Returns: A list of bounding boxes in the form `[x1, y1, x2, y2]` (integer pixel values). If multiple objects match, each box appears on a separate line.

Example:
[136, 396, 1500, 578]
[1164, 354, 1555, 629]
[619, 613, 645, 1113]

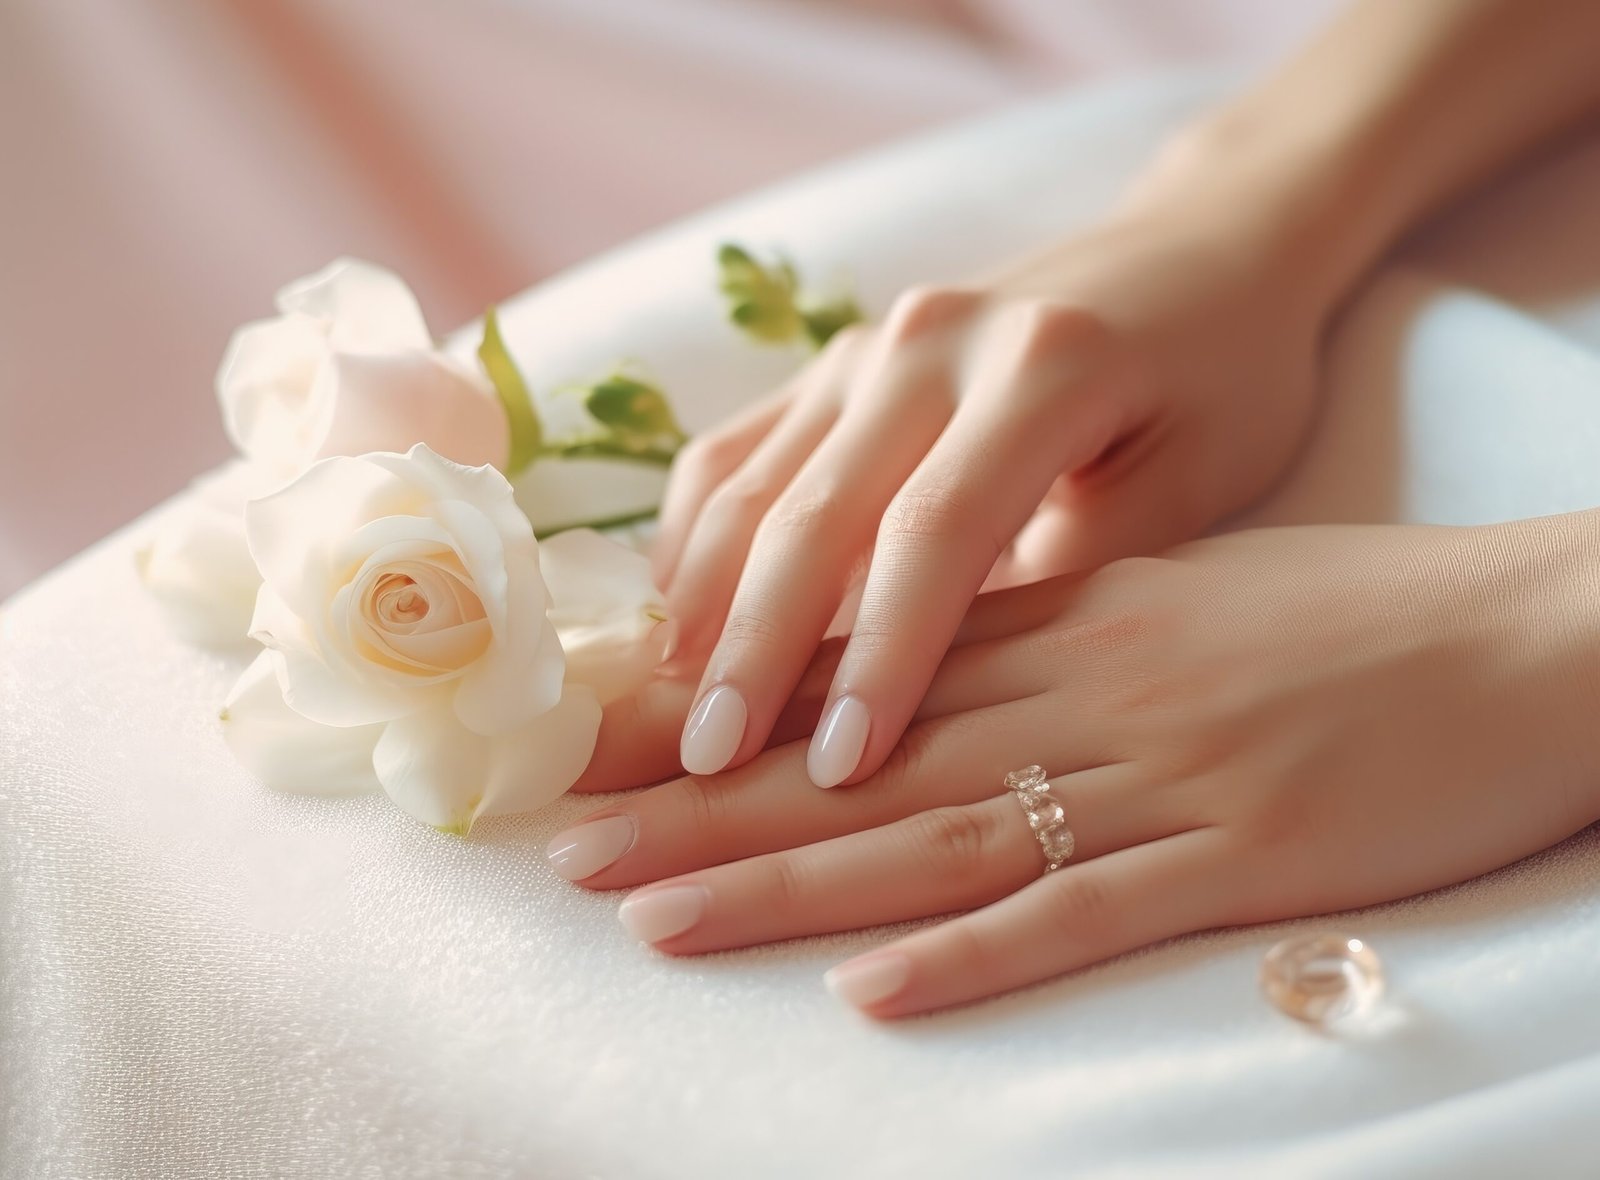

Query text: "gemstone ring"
[1003, 765, 1075, 874]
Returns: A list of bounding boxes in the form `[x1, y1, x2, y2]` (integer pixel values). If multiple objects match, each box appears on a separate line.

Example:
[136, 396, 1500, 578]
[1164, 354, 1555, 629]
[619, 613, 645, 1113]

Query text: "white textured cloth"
[5, 74, 1600, 1179]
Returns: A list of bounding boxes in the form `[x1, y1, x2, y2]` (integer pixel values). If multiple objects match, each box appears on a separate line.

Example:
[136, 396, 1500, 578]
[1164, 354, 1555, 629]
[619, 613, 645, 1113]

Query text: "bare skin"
[548, 0, 1600, 1016]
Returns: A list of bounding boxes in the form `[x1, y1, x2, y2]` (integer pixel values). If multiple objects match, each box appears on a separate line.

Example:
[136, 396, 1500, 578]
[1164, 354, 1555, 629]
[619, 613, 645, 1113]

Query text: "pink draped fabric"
[0, 0, 1338, 598]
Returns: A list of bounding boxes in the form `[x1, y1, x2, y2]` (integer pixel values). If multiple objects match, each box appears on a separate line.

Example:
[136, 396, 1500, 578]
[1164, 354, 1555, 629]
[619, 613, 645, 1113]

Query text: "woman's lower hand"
[549, 518, 1600, 1017]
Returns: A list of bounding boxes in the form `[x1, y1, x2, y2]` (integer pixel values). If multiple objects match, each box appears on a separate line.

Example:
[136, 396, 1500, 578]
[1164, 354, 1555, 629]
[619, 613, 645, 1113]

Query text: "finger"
[680, 288, 983, 778]
[810, 304, 1137, 788]
[573, 586, 1086, 797]
[664, 384, 842, 648]
[824, 826, 1234, 1018]
[615, 795, 1032, 952]
[554, 691, 1144, 889]
[652, 387, 792, 589]
[613, 766, 1190, 953]
[949, 571, 1089, 647]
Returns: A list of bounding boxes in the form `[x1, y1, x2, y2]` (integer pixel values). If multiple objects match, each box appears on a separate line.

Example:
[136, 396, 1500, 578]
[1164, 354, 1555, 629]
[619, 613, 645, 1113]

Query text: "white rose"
[134, 462, 278, 647]
[221, 443, 665, 833]
[217, 258, 508, 475]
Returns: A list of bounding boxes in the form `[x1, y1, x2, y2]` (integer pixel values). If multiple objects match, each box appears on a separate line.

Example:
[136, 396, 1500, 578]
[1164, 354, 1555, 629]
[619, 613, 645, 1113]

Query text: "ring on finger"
[1004, 764, 1076, 874]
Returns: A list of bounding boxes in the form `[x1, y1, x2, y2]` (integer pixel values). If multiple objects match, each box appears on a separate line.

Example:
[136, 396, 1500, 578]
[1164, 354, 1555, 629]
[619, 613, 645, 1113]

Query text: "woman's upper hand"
[551, 516, 1600, 1018]
[656, 192, 1334, 790]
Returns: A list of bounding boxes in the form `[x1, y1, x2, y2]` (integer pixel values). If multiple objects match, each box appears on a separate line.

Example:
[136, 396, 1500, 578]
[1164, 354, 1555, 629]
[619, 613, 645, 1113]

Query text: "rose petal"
[275, 257, 431, 353]
[312, 351, 508, 470]
[367, 456, 564, 733]
[221, 651, 383, 796]
[215, 314, 328, 469]
[478, 685, 602, 818]
[372, 704, 493, 833]
[136, 464, 267, 648]
[372, 687, 603, 833]
[244, 454, 420, 620]
[250, 584, 427, 727]
[540, 529, 668, 704]
[453, 614, 565, 736]
[369, 445, 536, 560]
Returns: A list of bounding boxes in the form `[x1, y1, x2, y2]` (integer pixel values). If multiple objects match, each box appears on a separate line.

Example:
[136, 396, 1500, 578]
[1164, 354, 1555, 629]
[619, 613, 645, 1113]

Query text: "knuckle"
[1039, 870, 1117, 941]
[1014, 299, 1109, 355]
[885, 284, 980, 343]
[703, 471, 778, 525]
[880, 486, 986, 550]
[934, 919, 993, 978]
[675, 429, 739, 475]
[666, 774, 735, 833]
[718, 609, 787, 651]
[905, 804, 1004, 878]
[755, 853, 809, 915]
[759, 490, 852, 544]
[819, 321, 872, 360]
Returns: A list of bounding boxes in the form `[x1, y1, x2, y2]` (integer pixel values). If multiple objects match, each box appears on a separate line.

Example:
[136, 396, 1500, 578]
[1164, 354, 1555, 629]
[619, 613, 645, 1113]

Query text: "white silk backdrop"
[5, 68, 1600, 1179]
[0, 0, 1342, 600]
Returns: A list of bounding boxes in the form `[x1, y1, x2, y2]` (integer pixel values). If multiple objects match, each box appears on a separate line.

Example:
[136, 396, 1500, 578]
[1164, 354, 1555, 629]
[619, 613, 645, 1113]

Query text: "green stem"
[538, 441, 679, 468]
[535, 507, 660, 539]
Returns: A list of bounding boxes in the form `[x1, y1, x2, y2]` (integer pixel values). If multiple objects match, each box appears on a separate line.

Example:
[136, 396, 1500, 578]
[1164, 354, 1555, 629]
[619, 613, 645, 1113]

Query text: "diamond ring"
[1004, 765, 1075, 874]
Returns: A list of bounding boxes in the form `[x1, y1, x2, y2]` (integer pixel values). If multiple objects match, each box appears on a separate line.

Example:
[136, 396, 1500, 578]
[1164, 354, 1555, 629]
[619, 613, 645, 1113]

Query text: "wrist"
[1489, 511, 1600, 825]
[1116, 99, 1396, 320]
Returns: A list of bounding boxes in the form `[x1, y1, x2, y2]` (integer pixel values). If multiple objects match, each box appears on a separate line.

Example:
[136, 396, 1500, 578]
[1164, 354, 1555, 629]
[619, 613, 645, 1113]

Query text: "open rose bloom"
[222, 444, 666, 834]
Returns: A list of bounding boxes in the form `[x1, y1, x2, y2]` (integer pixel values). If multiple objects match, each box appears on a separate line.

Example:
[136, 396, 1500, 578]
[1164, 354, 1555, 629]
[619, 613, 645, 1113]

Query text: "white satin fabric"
[5, 73, 1600, 1179]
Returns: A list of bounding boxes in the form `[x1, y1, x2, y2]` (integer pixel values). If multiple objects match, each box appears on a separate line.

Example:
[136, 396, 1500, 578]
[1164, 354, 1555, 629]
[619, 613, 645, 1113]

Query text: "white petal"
[250, 584, 424, 727]
[372, 705, 492, 833]
[371, 687, 601, 834]
[221, 652, 383, 796]
[275, 257, 431, 352]
[453, 611, 565, 736]
[540, 529, 668, 704]
[215, 315, 328, 469]
[540, 528, 664, 624]
[243, 454, 418, 620]
[369, 445, 535, 557]
[312, 351, 508, 470]
[136, 465, 265, 648]
[479, 685, 602, 818]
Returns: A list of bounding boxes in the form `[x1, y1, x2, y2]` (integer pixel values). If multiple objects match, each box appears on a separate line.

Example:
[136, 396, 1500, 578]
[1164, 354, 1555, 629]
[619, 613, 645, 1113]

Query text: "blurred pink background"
[0, 0, 1339, 599]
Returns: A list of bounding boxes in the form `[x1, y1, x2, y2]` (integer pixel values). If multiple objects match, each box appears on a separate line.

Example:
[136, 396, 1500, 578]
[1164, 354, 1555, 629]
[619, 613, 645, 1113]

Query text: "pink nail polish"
[544, 815, 637, 881]
[807, 695, 870, 788]
[680, 684, 747, 775]
[824, 952, 911, 1008]
[618, 883, 709, 943]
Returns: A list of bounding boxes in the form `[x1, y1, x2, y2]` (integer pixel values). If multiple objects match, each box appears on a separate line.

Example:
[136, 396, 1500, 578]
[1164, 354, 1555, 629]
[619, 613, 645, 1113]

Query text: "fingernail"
[680, 684, 747, 775]
[544, 815, 637, 882]
[618, 883, 709, 943]
[824, 951, 911, 1008]
[807, 694, 870, 788]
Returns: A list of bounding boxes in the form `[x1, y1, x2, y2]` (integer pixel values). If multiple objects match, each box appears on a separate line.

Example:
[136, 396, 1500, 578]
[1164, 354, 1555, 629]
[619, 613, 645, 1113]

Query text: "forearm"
[1124, 0, 1600, 309]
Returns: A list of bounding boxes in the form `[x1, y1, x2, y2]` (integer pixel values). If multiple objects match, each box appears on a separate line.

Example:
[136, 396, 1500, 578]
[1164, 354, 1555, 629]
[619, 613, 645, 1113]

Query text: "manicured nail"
[618, 883, 709, 943]
[807, 694, 870, 788]
[544, 815, 637, 882]
[680, 684, 747, 775]
[824, 951, 912, 1008]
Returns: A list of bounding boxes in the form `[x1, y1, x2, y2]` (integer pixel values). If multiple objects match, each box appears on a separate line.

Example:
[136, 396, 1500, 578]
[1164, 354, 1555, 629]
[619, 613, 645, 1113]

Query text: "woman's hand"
[657, 180, 1341, 790]
[548, 517, 1600, 1018]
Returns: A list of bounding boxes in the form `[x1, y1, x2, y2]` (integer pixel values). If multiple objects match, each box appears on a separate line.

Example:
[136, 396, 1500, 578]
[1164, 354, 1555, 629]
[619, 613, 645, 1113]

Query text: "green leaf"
[584, 375, 686, 452]
[717, 242, 804, 344]
[477, 306, 543, 477]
